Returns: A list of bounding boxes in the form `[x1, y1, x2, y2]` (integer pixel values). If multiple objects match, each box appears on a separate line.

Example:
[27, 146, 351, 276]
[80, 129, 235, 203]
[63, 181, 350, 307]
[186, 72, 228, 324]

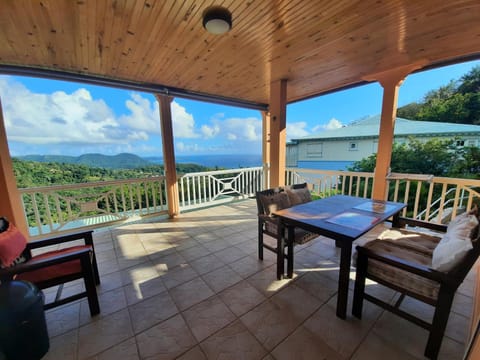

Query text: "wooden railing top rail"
[387, 173, 434, 182]
[286, 168, 374, 178]
[18, 176, 166, 193]
[180, 166, 263, 177]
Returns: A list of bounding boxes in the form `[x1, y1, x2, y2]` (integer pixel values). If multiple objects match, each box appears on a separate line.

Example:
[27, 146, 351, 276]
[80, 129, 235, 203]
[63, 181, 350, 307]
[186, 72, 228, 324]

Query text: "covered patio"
[0, 1, 479, 359]
[41, 199, 476, 359]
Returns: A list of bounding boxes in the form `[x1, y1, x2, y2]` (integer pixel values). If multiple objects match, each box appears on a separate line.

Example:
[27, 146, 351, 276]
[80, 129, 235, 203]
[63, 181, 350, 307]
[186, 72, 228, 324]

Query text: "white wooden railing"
[19, 167, 266, 238]
[178, 166, 264, 210]
[19, 166, 480, 238]
[19, 176, 169, 238]
[386, 173, 480, 223]
[286, 168, 480, 224]
[286, 168, 375, 198]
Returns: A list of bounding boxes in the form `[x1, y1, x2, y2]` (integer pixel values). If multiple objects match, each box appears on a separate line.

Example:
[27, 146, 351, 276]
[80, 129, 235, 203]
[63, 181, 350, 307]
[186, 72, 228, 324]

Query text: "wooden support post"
[0, 98, 29, 236]
[261, 110, 270, 189]
[365, 64, 424, 200]
[269, 79, 287, 187]
[155, 94, 179, 217]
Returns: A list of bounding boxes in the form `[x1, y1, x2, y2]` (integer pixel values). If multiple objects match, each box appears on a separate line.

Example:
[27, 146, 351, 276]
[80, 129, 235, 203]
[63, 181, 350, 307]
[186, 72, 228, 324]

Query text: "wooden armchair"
[0, 218, 100, 316]
[352, 215, 480, 359]
[256, 183, 318, 279]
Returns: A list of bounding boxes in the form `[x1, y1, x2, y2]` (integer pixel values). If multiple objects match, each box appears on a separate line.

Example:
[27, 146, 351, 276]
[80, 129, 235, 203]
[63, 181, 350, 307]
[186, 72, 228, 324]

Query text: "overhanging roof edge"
[0, 65, 269, 111]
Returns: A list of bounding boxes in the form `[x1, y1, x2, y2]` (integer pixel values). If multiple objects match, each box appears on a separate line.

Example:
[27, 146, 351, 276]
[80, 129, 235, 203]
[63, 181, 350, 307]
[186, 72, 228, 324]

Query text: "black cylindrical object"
[0, 281, 49, 360]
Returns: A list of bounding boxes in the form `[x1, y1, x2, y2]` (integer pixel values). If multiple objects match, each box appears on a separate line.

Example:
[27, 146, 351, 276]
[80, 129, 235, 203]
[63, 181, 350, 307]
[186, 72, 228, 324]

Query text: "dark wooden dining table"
[273, 194, 406, 319]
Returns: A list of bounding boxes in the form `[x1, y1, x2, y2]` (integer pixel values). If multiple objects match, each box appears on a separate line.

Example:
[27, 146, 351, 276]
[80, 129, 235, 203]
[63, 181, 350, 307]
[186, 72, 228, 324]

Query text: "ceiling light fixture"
[202, 6, 232, 35]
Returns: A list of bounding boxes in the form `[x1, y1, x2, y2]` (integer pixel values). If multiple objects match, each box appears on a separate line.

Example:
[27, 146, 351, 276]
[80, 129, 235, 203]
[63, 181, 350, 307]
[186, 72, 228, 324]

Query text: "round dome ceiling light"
[202, 6, 232, 35]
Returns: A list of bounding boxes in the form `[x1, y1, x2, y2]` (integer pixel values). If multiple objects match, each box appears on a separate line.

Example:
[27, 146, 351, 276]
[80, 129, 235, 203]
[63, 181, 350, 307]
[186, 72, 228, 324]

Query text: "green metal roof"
[294, 115, 480, 141]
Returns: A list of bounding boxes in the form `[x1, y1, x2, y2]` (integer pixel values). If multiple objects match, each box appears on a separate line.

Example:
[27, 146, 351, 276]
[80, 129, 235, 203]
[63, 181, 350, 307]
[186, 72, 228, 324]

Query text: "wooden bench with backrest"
[256, 183, 319, 279]
[353, 208, 480, 359]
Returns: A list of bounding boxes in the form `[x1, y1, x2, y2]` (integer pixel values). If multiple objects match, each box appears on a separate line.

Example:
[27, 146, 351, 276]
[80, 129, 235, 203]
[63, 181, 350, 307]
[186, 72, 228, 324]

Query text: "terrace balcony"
[16, 167, 480, 359]
[39, 198, 477, 360]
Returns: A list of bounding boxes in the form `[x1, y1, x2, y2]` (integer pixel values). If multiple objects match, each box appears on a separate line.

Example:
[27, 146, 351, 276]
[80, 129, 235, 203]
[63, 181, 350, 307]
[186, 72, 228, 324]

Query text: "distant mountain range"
[18, 153, 155, 169]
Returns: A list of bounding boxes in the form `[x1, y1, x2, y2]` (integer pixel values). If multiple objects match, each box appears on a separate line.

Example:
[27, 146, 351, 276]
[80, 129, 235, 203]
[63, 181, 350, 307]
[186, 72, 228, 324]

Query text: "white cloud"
[119, 93, 159, 133]
[0, 77, 147, 146]
[118, 97, 199, 138]
[312, 118, 344, 132]
[171, 101, 199, 138]
[287, 122, 309, 140]
[176, 141, 200, 153]
[0, 77, 203, 156]
[205, 117, 261, 142]
[0, 76, 263, 156]
[201, 124, 220, 138]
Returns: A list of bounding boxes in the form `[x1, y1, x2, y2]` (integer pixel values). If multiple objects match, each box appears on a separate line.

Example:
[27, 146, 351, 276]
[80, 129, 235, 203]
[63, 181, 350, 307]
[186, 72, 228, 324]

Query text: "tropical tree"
[397, 65, 480, 125]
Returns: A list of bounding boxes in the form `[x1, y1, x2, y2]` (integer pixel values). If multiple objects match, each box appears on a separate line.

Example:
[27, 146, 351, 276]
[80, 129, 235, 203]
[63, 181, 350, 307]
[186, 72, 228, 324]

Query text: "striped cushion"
[364, 237, 440, 301]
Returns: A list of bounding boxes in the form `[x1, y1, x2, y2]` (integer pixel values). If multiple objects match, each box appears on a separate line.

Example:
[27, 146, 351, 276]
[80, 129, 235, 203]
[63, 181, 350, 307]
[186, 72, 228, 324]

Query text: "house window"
[306, 143, 322, 157]
[456, 140, 465, 147]
[348, 142, 358, 151]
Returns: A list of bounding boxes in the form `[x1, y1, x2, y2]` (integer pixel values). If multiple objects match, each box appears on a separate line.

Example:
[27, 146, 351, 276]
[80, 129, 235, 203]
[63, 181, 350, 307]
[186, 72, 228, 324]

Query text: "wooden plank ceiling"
[0, 0, 478, 107]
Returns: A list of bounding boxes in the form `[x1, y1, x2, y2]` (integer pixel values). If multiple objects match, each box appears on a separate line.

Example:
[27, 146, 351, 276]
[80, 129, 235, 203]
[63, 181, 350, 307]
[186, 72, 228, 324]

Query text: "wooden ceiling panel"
[0, 0, 478, 107]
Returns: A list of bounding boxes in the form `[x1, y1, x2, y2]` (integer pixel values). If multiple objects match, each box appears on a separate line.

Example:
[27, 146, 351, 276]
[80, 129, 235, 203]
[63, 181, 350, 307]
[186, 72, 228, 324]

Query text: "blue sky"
[1, 59, 478, 157]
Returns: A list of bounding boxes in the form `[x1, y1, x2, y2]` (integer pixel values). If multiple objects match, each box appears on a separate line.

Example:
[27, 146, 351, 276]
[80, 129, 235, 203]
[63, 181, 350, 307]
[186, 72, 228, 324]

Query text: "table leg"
[276, 222, 285, 280]
[287, 226, 295, 278]
[336, 241, 352, 319]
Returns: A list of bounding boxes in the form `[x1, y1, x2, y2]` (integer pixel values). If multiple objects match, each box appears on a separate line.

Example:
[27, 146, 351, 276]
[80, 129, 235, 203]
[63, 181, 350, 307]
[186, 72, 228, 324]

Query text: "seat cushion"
[0, 221, 27, 268]
[363, 238, 440, 301]
[293, 227, 318, 244]
[285, 187, 312, 206]
[259, 192, 291, 216]
[16, 245, 91, 284]
[378, 228, 441, 256]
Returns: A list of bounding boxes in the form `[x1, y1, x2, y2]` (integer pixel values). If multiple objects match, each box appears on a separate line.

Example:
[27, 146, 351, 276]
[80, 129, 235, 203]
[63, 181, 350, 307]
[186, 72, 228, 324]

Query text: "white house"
[286, 115, 480, 170]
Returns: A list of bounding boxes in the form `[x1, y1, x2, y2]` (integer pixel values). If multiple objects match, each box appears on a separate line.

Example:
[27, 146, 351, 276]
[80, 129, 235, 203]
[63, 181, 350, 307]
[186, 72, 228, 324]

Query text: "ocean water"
[146, 154, 262, 169]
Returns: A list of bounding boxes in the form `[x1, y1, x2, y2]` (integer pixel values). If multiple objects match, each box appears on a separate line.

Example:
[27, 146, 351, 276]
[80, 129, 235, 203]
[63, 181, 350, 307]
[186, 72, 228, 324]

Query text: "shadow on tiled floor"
[42, 199, 475, 359]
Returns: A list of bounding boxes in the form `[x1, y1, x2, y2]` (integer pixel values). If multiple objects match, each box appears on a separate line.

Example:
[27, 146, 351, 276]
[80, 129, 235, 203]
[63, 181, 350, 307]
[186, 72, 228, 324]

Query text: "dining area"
[256, 185, 480, 359]
[36, 196, 476, 360]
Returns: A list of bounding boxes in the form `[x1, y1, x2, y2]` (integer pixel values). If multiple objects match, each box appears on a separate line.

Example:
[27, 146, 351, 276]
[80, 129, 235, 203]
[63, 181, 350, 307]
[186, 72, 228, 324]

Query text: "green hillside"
[12, 158, 211, 188]
[19, 152, 153, 169]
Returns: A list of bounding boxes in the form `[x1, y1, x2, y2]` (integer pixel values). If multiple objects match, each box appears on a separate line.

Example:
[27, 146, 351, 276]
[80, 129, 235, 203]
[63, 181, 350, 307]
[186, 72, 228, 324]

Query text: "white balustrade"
[287, 167, 480, 224]
[178, 167, 265, 210]
[19, 176, 168, 238]
[19, 166, 480, 238]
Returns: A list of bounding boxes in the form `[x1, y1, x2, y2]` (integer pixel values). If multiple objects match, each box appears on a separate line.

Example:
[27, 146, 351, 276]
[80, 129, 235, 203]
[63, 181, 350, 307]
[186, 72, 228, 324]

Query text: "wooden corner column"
[155, 94, 179, 217]
[0, 98, 28, 235]
[269, 79, 287, 187]
[367, 64, 423, 200]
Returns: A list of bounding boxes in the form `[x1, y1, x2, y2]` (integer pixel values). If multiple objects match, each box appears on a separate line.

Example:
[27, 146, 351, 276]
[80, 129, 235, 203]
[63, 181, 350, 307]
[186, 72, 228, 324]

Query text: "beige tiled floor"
[41, 199, 476, 359]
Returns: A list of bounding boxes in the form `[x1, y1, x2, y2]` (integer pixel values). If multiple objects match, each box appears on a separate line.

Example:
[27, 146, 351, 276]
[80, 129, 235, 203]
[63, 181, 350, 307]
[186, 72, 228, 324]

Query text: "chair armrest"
[258, 214, 278, 224]
[0, 247, 92, 278]
[26, 230, 94, 250]
[396, 217, 448, 233]
[356, 245, 448, 282]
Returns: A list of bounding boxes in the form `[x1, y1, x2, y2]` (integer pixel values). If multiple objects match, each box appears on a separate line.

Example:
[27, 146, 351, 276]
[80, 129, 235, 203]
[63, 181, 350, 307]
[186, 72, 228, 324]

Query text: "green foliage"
[347, 138, 480, 218]
[348, 138, 466, 177]
[12, 158, 213, 188]
[397, 66, 480, 124]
